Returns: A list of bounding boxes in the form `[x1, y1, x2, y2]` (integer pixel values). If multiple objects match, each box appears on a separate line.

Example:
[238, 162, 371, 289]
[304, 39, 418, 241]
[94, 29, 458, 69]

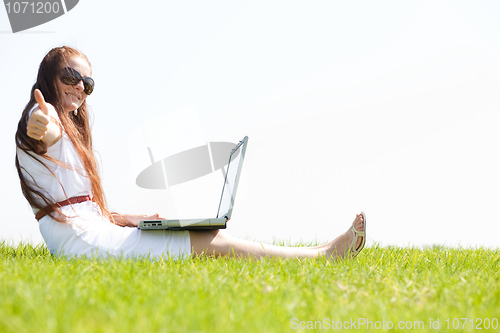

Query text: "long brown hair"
[15, 46, 111, 223]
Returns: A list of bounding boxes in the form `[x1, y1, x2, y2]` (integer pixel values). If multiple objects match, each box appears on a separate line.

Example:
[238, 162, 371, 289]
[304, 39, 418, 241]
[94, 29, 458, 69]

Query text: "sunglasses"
[59, 67, 95, 95]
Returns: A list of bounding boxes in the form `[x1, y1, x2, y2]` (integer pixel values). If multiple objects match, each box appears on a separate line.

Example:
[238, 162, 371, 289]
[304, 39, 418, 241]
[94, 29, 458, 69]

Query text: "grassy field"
[0, 242, 499, 333]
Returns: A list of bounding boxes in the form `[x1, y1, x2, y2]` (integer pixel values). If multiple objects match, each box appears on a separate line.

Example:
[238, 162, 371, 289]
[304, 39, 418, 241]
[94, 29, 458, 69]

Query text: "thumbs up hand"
[27, 89, 61, 145]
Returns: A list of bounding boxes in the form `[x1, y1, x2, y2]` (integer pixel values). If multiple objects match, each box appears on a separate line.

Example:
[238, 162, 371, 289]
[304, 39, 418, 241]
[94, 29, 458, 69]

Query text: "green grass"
[0, 242, 499, 333]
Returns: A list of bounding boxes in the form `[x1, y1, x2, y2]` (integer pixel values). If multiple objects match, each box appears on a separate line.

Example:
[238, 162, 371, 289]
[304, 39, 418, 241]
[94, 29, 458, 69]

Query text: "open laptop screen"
[216, 136, 248, 220]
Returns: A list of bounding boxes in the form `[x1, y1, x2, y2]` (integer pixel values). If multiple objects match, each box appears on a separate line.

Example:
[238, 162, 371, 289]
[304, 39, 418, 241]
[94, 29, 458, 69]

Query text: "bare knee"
[190, 229, 219, 242]
[189, 229, 231, 256]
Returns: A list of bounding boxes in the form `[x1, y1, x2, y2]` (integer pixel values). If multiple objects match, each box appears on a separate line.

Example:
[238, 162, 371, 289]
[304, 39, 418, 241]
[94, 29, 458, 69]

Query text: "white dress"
[17, 106, 191, 259]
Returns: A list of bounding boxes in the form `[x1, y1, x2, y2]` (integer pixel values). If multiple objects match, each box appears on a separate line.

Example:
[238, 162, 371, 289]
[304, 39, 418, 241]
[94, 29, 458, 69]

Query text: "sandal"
[348, 211, 366, 258]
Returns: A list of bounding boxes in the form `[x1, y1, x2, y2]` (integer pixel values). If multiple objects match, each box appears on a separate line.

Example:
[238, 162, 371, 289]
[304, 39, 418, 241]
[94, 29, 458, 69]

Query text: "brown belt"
[35, 195, 92, 221]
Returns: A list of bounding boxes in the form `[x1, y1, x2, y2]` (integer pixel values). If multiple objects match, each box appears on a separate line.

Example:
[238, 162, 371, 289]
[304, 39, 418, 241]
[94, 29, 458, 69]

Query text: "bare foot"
[323, 213, 365, 260]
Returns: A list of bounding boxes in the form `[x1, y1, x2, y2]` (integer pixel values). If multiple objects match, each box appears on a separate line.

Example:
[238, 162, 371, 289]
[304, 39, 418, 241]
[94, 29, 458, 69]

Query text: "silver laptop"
[139, 136, 248, 230]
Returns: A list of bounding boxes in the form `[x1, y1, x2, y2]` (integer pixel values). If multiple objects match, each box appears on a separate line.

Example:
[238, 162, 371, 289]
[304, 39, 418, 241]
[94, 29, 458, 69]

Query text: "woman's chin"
[63, 103, 80, 114]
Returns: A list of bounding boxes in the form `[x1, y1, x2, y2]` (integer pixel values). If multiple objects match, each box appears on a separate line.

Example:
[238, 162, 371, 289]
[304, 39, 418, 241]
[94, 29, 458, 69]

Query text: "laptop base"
[139, 218, 227, 230]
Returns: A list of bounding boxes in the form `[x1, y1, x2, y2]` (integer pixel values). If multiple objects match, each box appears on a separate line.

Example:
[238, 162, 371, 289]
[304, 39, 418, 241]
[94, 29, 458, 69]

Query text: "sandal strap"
[349, 224, 366, 257]
[350, 225, 365, 237]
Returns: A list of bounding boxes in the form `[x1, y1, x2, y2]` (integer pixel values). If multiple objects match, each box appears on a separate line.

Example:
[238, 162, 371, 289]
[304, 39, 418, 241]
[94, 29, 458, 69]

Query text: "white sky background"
[1, 1, 499, 248]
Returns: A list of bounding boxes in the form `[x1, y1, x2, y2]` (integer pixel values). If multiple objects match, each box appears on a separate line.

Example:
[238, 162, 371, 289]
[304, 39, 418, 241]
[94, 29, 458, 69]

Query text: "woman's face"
[55, 56, 92, 113]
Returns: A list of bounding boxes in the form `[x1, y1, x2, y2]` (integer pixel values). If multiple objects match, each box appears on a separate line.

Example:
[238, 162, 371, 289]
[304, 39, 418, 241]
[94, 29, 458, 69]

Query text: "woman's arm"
[111, 213, 163, 228]
[26, 89, 61, 147]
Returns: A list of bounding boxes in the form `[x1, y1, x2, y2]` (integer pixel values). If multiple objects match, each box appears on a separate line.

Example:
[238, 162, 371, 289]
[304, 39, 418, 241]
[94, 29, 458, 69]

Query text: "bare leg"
[189, 213, 365, 260]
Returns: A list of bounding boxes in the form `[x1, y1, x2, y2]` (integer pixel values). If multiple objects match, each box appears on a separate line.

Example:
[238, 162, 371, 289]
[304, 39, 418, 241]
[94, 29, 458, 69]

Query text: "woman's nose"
[74, 79, 85, 91]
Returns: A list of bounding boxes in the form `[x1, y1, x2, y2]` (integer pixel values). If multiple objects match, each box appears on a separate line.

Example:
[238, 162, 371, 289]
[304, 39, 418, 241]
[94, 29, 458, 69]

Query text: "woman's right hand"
[27, 89, 61, 145]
